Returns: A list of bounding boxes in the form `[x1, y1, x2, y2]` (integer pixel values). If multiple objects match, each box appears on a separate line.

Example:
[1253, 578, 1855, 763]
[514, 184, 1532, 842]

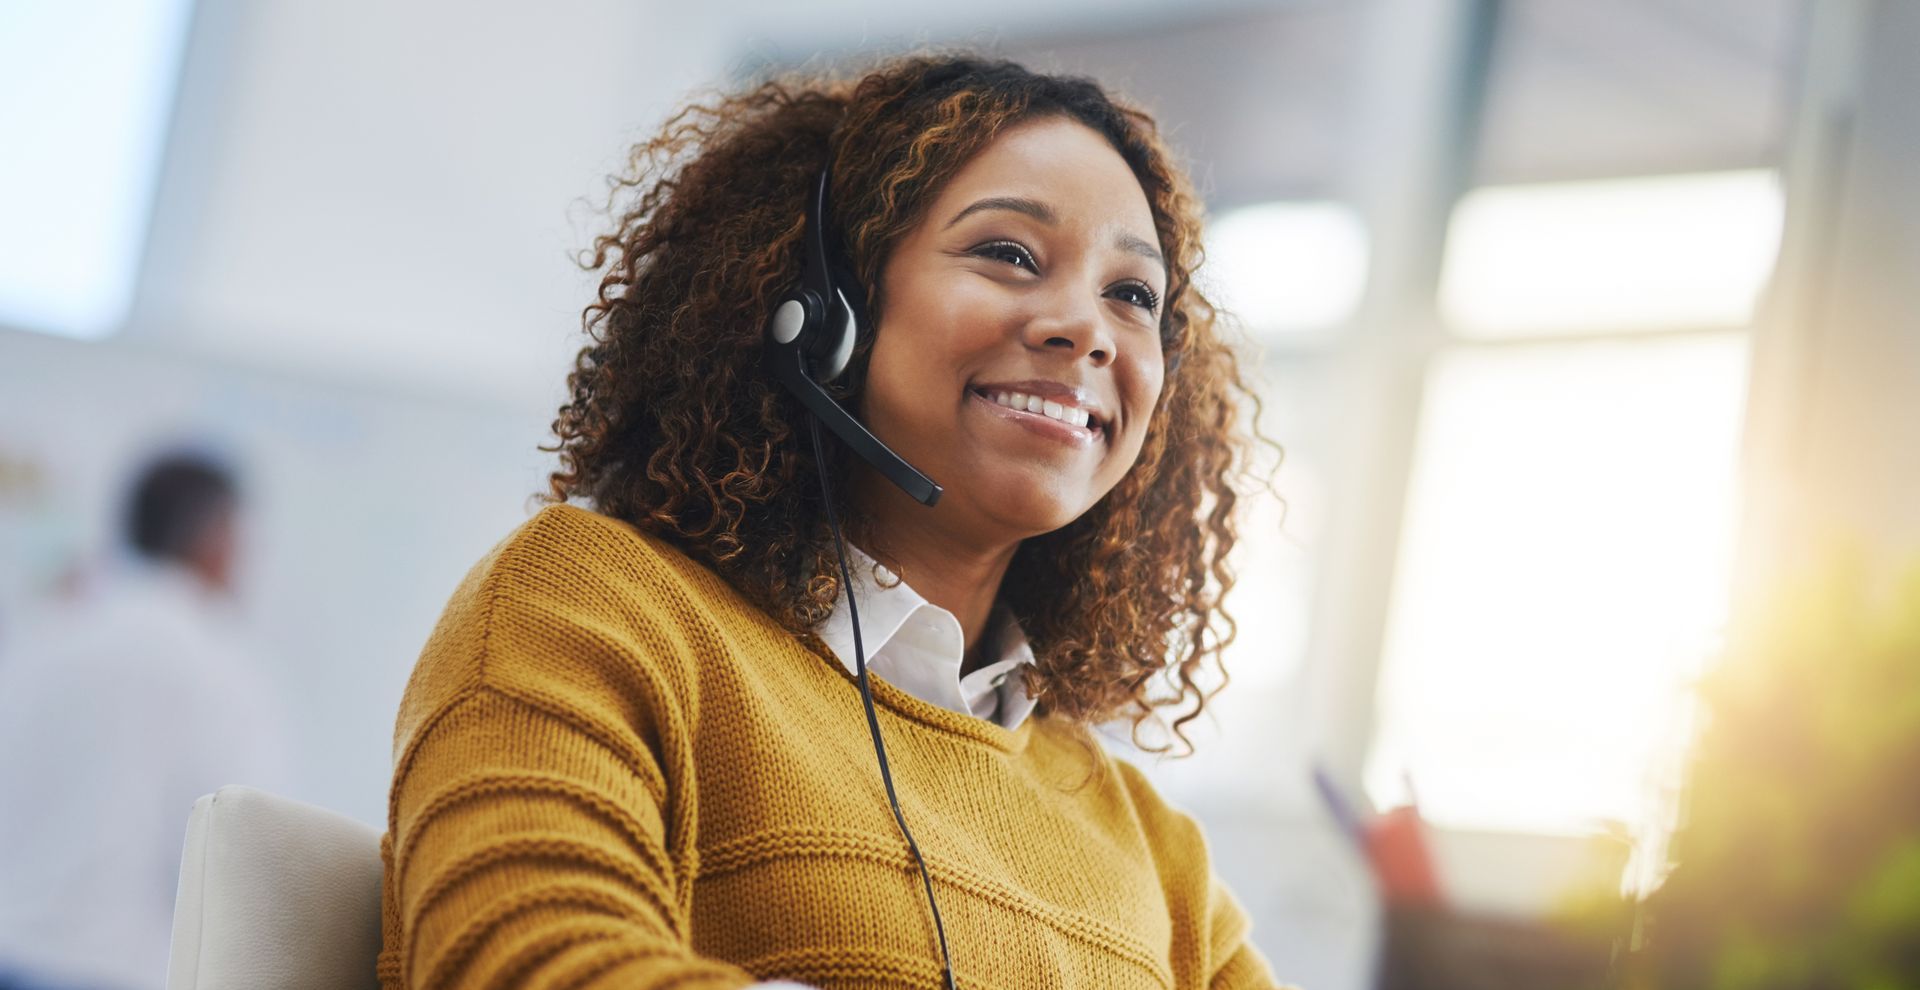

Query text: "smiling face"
[855, 115, 1168, 547]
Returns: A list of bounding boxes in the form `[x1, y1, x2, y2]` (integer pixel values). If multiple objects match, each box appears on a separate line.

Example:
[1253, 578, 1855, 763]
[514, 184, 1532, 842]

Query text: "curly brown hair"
[544, 51, 1266, 749]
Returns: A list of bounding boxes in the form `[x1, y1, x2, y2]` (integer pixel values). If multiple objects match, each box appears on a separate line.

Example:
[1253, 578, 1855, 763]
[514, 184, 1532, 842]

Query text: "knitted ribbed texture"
[379, 504, 1282, 990]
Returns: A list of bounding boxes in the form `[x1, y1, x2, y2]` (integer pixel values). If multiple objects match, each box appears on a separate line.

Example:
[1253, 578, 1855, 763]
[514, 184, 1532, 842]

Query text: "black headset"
[763, 166, 959, 990]
[763, 168, 942, 507]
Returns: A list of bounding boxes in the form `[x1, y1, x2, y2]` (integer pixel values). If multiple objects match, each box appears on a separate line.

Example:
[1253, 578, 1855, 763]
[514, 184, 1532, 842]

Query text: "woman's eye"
[1111, 281, 1160, 313]
[974, 240, 1037, 271]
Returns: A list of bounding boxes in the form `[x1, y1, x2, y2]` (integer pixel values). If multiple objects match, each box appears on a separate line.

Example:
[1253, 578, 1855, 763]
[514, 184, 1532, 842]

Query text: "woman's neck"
[851, 484, 1019, 675]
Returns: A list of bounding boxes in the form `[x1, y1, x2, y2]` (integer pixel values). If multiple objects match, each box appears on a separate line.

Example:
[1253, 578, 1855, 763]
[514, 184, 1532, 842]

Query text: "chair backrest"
[167, 786, 383, 990]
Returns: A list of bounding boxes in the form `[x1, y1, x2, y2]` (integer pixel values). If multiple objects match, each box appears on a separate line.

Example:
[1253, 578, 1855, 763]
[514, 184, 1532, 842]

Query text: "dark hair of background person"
[543, 51, 1277, 750]
[124, 453, 238, 565]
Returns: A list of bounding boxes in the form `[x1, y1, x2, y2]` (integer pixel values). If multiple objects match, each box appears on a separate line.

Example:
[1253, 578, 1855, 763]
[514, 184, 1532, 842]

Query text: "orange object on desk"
[1365, 805, 1445, 907]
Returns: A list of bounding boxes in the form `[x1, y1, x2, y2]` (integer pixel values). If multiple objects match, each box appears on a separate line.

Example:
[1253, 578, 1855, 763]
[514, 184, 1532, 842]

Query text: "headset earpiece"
[765, 171, 856, 383]
[767, 284, 855, 384]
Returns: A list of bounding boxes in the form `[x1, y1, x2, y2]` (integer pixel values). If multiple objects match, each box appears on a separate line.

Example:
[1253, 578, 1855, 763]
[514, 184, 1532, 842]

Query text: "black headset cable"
[809, 415, 959, 990]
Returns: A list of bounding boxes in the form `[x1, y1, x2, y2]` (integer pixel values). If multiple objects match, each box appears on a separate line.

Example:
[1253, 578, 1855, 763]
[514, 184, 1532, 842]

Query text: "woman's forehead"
[930, 117, 1158, 245]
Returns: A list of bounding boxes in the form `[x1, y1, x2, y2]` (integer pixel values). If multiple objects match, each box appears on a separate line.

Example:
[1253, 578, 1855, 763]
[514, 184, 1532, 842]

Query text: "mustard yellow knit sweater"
[378, 504, 1280, 990]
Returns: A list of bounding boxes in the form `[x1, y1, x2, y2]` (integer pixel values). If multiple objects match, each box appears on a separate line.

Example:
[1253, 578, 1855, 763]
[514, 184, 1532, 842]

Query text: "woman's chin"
[963, 475, 1101, 539]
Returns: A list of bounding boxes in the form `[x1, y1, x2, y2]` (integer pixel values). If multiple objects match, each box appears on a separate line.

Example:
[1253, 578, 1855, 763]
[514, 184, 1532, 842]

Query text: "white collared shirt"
[814, 547, 1038, 730]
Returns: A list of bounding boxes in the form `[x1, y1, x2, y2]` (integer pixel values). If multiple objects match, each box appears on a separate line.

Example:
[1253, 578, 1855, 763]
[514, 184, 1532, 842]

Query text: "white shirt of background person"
[0, 457, 293, 990]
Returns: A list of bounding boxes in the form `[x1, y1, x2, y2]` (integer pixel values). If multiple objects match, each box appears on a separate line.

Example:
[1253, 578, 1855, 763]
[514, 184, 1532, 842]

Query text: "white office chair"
[166, 786, 384, 990]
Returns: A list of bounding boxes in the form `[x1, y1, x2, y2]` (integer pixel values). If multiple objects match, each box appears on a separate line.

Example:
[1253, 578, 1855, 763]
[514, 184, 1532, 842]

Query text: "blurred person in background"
[0, 451, 291, 990]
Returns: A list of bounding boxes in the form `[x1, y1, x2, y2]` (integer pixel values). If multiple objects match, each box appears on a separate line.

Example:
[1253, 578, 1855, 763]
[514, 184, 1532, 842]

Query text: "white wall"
[129, 0, 740, 407]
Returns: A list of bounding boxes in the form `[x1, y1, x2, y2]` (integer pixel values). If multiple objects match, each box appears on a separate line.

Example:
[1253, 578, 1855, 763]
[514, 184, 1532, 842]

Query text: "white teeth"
[982, 389, 1097, 430]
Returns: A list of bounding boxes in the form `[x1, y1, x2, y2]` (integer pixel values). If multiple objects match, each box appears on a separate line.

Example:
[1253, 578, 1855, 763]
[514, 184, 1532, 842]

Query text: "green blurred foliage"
[1642, 560, 1920, 989]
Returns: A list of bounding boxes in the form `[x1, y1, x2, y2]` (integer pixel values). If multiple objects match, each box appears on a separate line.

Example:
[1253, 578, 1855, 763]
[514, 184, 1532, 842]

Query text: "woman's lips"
[968, 388, 1102, 449]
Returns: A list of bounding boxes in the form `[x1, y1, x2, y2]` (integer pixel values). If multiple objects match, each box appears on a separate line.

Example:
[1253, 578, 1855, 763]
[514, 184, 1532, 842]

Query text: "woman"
[379, 53, 1280, 989]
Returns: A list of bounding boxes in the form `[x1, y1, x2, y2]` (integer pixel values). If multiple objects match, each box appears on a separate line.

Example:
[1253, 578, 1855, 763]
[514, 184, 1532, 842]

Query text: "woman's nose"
[1021, 289, 1116, 367]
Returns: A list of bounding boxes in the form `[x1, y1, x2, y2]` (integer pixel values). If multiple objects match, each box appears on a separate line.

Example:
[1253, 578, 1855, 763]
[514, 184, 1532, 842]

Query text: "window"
[1205, 201, 1370, 341]
[1440, 171, 1783, 337]
[1366, 166, 1782, 838]
[1367, 330, 1749, 833]
[1356, 0, 1804, 850]
[0, 0, 196, 340]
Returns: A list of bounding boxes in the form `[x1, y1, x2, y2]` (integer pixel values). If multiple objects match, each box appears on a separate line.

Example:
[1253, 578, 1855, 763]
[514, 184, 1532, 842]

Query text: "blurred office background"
[5, 0, 1919, 987]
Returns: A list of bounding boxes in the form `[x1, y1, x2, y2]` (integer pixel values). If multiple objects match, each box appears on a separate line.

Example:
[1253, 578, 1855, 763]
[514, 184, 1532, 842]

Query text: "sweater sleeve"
[382, 513, 778, 990]
[1203, 873, 1286, 990]
[1110, 758, 1287, 990]
[387, 684, 756, 990]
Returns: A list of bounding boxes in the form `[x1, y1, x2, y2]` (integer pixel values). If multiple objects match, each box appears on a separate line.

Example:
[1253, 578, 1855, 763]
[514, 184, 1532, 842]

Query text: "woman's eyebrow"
[945, 196, 1057, 229]
[947, 196, 1166, 271]
[1116, 231, 1167, 272]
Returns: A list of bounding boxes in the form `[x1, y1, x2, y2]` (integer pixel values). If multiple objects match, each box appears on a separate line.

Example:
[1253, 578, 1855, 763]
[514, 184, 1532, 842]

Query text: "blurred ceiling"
[115, 0, 1804, 411]
[1475, 0, 1804, 183]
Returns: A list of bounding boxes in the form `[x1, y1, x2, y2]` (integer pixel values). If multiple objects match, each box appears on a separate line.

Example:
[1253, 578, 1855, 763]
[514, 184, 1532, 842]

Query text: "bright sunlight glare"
[1439, 170, 1784, 338]
[1365, 333, 1750, 837]
[1202, 201, 1369, 340]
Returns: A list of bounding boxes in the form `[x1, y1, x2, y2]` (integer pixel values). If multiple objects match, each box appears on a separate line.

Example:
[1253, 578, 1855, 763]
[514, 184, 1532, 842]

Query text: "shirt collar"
[814, 545, 1038, 729]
